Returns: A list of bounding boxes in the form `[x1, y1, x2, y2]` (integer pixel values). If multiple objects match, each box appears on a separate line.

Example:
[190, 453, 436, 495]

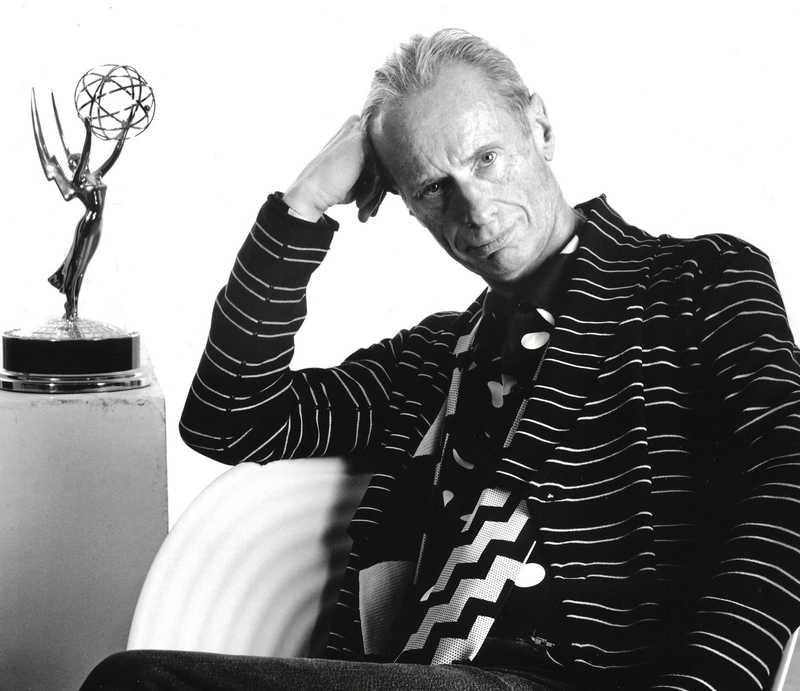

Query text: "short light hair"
[361, 28, 532, 135]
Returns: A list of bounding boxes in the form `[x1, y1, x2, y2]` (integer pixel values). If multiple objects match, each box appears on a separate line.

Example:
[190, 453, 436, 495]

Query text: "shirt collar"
[482, 212, 586, 320]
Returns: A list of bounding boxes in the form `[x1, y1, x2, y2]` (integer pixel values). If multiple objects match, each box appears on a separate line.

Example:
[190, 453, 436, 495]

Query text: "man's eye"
[422, 182, 443, 198]
[480, 151, 497, 166]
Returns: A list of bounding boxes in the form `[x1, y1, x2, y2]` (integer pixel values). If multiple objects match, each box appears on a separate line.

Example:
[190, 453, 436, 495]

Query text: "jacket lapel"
[348, 298, 484, 552]
[493, 196, 655, 496]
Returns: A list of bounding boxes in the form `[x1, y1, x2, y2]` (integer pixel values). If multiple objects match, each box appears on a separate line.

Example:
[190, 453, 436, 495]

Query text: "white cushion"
[127, 458, 370, 658]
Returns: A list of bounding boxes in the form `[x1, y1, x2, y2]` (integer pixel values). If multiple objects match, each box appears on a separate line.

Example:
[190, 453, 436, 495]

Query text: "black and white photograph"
[1, 1, 799, 689]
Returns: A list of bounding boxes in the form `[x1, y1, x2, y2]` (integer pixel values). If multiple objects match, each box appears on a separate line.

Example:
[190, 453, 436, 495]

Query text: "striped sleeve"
[179, 193, 406, 465]
[652, 237, 800, 690]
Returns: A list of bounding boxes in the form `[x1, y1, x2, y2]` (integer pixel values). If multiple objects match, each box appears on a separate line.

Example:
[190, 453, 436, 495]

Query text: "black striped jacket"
[181, 193, 800, 690]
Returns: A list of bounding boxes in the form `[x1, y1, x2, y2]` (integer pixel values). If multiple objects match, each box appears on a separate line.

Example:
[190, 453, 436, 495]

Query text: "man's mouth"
[466, 227, 514, 258]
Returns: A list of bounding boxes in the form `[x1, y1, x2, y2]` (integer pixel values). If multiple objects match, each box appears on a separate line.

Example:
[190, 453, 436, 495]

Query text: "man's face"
[371, 62, 568, 290]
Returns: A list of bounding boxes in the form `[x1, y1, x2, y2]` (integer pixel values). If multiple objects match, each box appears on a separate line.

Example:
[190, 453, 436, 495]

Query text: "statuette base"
[1, 317, 147, 393]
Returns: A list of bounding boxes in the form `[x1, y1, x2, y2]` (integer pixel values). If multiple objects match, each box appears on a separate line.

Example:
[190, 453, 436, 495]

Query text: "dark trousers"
[79, 650, 577, 690]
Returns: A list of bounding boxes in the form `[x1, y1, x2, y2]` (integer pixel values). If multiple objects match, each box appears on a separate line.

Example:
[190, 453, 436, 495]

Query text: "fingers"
[354, 125, 389, 222]
[356, 189, 385, 223]
[353, 162, 386, 223]
[356, 182, 386, 223]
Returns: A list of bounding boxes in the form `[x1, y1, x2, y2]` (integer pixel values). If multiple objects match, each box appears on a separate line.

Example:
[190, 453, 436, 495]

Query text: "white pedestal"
[0, 364, 167, 690]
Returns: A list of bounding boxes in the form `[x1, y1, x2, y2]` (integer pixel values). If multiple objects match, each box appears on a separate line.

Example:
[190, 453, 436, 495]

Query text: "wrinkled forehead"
[370, 65, 521, 192]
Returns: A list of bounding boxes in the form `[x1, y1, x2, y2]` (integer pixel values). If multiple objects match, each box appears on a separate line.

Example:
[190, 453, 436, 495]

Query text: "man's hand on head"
[283, 115, 387, 224]
[353, 134, 390, 223]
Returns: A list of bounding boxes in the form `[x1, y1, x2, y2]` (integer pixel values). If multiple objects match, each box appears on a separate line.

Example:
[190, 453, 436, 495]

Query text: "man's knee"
[80, 650, 165, 690]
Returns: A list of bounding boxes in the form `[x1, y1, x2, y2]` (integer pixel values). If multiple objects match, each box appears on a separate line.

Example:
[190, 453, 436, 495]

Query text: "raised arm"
[94, 116, 131, 178]
[180, 117, 400, 465]
[71, 118, 92, 186]
[651, 237, 800, 690]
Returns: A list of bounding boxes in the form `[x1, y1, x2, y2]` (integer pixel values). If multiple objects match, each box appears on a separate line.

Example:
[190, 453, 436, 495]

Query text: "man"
[82, 28, 800, 690]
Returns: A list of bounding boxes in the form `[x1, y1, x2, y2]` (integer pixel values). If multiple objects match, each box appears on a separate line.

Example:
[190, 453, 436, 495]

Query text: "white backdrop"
[1, 0, 798, 526]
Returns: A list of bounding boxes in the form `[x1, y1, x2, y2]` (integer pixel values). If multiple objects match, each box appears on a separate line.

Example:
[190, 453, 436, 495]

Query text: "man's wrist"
[283, 185, 327, 223]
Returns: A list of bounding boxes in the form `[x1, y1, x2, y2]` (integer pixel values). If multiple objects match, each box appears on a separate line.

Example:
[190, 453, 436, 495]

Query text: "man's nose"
[452, 179, 495, 229]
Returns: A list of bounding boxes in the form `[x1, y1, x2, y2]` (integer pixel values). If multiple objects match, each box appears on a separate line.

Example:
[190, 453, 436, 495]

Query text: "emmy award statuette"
[0, 68, 167, 691]
[1, 65, 155, 393]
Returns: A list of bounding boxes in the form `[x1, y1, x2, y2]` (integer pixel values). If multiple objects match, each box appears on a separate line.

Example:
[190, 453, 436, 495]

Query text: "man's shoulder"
[650, 230, 772, 284]
[387, 291, 484, 361]
[413, 309, 464, 333]
[583, 196, 767, 257]
[580, 196, 774, 293]
[406, 304, 479, 345]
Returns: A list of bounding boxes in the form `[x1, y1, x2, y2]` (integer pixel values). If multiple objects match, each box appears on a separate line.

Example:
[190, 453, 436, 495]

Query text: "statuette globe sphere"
[74, 64, 155, 141]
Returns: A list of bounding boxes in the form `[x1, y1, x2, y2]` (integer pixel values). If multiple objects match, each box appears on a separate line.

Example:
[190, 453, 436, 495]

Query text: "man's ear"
[526, 93, 555, 162]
